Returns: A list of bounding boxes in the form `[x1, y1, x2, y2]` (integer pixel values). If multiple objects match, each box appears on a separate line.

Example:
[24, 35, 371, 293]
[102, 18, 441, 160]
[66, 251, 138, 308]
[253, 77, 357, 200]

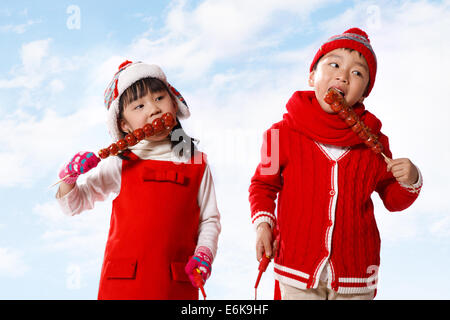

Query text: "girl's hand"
[256, 222, 278, 261]
[185, 246, 213, 287]
[59, 151, 101, 185]
[386, 157, 419, 185]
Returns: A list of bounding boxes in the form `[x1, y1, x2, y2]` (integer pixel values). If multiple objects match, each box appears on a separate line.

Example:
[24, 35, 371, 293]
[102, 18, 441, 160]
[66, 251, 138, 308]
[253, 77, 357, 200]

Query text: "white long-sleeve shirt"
[56, 139, 221, 258]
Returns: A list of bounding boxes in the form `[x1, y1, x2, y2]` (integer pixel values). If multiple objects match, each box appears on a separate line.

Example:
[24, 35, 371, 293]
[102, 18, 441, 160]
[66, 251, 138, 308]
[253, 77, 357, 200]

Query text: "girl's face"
[120, 90, 178, 142]
[309, 48, 370, 113]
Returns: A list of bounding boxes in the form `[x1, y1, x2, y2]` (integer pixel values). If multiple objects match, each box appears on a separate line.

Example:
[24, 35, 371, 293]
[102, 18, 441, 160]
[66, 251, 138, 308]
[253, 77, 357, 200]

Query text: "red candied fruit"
[162, 112, 176, 129]
[364, 134, 378, 148]
[152, 118, 164, 134]
[109, 143, 119, 156]
[143, 123, 154, 137]
[337, 108, 349, 120]
[133, 128, 145, 141]
[98, 148, 110, 159]
[125, 133, 137, 146]
[324, 88, 343, 105]
[344, 115, 357, 126]
[358, 128, 369, 140]
[371, 142, 383, 154]
[330, 102, 343, 112]
[351, 121, 363, 133]
[117, 139, 128, 150]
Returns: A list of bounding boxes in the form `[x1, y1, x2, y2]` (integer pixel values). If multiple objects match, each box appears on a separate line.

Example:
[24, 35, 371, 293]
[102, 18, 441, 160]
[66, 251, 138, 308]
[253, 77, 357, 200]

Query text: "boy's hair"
[311, 48, 370, 96]
[117, 77, 197, 159]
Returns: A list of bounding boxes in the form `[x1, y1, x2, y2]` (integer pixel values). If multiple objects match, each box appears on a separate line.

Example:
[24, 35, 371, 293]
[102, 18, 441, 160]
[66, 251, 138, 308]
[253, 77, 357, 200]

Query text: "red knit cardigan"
[249, 119, 420, 295]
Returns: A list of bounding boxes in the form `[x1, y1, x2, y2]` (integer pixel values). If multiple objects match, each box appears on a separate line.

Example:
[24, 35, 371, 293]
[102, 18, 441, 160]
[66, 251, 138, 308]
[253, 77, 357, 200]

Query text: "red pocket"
[170, 262, 190, 282]
[105, 258, 137, 279]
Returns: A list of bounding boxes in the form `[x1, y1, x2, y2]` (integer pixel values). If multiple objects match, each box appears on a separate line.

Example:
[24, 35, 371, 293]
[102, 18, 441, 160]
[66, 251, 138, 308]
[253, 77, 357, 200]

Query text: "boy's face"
[309, 48, 370, 113]
[120, 90, 178, 141]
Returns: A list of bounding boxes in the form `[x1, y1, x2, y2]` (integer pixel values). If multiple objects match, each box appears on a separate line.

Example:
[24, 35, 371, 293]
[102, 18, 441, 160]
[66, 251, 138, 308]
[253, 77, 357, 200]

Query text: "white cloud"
[0, 38, 86, 93]
[0, 248, 29, 277]
[32, 199, 111, 257]
[22, 38, 51, 76]
[126, 0, 336, 81]
[0, 96, 108, 187]
[0, 19, 42, 34]
[1, 38, 50, 89]
[430, 216, 450, 238]
[49, 78, 65, 94]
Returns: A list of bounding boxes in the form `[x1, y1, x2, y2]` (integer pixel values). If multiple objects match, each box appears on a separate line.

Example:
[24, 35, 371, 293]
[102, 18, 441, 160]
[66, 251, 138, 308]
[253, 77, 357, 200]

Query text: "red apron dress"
[97, 151, 206, 300]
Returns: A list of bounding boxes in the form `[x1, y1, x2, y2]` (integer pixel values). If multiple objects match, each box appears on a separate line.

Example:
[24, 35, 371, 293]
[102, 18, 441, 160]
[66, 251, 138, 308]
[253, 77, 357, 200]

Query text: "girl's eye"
[135, 104, 144, 110]
[155, 95, 164, 102]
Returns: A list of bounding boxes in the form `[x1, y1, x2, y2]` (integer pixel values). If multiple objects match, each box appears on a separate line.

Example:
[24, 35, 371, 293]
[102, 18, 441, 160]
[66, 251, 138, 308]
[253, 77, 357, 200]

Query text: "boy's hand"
[256, 222, 278, 261]
[385, 158, 419, 185]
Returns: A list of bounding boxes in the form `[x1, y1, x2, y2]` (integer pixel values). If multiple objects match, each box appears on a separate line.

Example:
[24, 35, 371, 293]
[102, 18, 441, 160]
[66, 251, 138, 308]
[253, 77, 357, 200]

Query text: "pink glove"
[185, 246, 213, 288]
[59, 152, 101, 184]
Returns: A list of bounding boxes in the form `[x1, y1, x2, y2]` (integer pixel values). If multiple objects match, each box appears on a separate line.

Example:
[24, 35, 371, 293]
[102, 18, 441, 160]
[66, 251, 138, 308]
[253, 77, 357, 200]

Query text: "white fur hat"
[104, 60, 190, 141]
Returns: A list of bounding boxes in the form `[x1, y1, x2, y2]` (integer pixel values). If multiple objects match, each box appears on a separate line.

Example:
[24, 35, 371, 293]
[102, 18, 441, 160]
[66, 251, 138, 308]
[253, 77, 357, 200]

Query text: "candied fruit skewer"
[324, 88, 389, 161]
[97, 112, 176, 160]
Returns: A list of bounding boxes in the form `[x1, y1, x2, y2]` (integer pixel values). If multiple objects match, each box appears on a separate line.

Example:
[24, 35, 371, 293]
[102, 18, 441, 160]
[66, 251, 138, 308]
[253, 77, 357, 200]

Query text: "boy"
[249, 28, 422, 300]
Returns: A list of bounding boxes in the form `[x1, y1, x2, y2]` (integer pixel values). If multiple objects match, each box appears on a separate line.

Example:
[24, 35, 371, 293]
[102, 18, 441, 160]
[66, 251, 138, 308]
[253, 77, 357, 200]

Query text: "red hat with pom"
[310, 27, 377, 96]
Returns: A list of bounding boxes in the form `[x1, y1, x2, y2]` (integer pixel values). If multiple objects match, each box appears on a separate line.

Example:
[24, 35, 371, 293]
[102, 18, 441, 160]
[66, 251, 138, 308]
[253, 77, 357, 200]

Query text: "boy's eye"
[352, 70, 363, 77]
[329, 62, 339, 68]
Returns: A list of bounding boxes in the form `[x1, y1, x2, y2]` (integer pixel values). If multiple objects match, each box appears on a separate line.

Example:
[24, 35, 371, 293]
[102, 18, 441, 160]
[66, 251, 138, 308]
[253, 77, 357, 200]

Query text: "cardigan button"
[329, 190, 336, 196]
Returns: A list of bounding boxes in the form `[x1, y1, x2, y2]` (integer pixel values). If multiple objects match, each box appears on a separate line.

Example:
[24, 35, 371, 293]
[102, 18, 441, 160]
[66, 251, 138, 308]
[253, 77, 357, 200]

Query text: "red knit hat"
[310, 28, 377, 96]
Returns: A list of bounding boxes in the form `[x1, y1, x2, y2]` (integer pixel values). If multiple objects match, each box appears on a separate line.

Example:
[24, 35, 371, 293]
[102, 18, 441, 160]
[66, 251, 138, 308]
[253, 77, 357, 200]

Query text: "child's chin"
[145, 133, 170, 142]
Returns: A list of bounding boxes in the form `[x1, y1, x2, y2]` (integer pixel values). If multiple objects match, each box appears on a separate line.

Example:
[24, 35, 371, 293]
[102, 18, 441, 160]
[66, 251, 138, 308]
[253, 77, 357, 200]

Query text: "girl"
[56, 60, 221, 300]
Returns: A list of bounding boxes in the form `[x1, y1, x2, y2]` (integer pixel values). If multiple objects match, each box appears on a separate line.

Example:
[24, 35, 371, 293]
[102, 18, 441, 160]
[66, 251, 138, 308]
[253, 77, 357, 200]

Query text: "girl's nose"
[147, 106, 162, 119]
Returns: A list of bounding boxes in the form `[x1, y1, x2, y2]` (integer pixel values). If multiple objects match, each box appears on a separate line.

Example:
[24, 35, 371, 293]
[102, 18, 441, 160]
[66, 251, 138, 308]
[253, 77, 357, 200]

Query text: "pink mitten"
[59, 152, 101, 184]
[185, 246, 213, 288]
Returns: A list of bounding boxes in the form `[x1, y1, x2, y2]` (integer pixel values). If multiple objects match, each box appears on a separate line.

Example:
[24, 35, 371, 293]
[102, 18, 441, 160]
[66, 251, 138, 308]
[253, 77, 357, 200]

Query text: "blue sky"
[1, 0, 449, 299]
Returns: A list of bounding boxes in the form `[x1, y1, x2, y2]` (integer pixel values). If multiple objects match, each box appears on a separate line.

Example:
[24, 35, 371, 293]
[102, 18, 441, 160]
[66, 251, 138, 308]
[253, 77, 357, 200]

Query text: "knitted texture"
[185, 246, 213, 287]
[59, 151, 100, 184]
[249, 121, 420, 294]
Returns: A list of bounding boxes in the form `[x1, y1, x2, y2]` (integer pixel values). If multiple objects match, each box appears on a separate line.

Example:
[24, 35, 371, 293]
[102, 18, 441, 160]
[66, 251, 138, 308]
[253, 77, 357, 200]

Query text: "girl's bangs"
[120, 77, 169, 107]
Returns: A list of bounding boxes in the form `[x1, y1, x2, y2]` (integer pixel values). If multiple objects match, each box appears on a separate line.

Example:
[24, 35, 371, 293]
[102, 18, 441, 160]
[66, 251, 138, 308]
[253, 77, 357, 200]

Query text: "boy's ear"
[308, 71, 315, 87]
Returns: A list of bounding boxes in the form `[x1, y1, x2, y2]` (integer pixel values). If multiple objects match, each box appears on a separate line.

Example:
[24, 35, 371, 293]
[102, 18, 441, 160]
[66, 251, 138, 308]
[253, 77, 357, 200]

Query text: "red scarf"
[283, 91, 382, 147]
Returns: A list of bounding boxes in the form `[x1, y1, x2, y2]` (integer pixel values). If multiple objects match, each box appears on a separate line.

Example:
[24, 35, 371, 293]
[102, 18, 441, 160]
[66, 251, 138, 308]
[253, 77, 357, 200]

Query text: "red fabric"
[249, 93, 420, 295]
[274, 280, 281, 300]
[283, 91, 381, 147]
[97, 151, 206, 300]
[118, 60, 133, 70]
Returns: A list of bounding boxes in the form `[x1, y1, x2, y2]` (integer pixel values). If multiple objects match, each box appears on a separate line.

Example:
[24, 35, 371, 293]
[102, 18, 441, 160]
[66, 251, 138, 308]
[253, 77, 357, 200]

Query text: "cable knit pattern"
[249, 121, 420, 294]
